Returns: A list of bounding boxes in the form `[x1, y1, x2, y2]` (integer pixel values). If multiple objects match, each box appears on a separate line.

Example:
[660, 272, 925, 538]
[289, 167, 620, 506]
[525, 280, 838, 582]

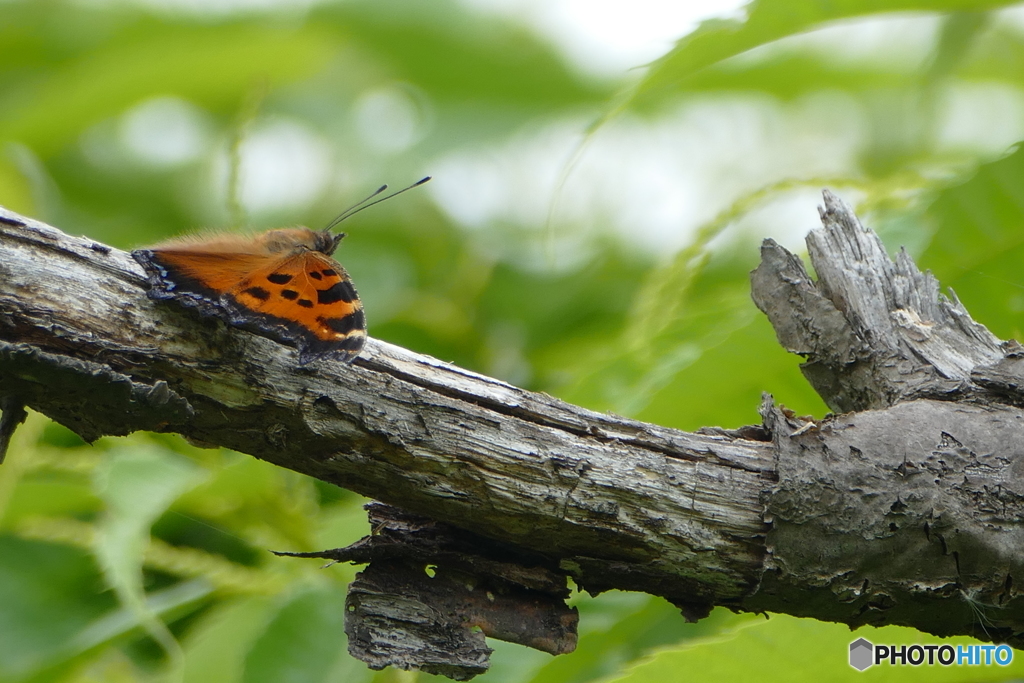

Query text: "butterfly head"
[315, 229, 346, 256]
[256, 227, 345, 256]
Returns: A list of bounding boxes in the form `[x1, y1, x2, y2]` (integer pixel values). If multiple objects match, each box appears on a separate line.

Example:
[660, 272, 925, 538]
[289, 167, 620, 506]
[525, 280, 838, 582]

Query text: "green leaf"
[318, 0, 609, 109]
[4, 479, 102, 527]
[63, 579, 214, 666]
[601, 613, 1024, 682]
[960, 21, 1024, 87]
[0, 537, 115, 681]
[92, 445, 204, 667]
[659, 54, 915, 101]
[918, 144, 1024, 340]
[529, 602, 750, 683]
[631, 0, 1023, 109]
[242, 586, 363, 683]
[0, 21, 339, 157]
[0, 537, 212, 683]
[182, 597, 276, 683]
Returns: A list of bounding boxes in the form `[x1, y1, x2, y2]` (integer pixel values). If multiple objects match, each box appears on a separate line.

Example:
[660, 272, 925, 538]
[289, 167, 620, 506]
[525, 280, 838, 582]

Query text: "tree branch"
[751, 192, 1008, 412]
[1, 192, 1023, 676]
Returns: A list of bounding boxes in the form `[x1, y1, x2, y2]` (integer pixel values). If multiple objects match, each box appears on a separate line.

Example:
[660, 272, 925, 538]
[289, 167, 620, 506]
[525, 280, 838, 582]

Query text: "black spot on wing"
[243, 286, 270, 301]
[309, 271, 323, 280]
[267, 272, 293, 285]
[281, 290, 299, 300]
[317, 281, 357, 305]
[298, 299, 314, 308]
[322, 268, 338, 277]
[318, 310, 365, 335]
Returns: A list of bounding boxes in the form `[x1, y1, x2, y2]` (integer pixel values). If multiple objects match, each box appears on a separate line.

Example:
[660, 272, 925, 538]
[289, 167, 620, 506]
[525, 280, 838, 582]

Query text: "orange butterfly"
[133, 178, 429, 364]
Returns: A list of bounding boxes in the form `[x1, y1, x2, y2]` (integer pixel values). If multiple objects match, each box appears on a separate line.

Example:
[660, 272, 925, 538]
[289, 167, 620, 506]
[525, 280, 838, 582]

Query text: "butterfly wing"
[133, 246, 366, 363]
[226, 251, 366, 363]
[134, 248, 272, 299]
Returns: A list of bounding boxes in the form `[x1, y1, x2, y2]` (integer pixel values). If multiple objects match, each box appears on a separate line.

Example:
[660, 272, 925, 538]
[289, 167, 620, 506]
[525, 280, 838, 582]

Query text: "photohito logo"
[849, 638, 1013, 671]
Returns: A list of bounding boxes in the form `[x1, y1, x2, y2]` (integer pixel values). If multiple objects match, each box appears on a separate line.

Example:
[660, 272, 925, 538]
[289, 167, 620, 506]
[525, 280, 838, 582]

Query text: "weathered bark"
[750, 196, 1006, 413]
[1, 192, 1023, 677]
[0, 208, 772, 676]
[748, 192, 1024, 644]
[277, 503, 577, 680]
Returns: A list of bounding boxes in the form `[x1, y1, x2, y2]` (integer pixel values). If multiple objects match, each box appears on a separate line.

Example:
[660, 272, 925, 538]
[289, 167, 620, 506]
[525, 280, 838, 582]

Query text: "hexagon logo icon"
[850, 638, 874, 671]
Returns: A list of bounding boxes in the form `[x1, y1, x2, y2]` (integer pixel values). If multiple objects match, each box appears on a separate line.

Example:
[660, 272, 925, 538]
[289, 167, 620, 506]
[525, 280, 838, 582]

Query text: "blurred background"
[4, 0, 1024, 681]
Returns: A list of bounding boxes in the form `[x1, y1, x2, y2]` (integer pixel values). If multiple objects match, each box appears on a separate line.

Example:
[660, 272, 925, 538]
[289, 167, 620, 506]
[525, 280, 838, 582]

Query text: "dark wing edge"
[132, 250, 365, 364]
[296, 331, 365, 365]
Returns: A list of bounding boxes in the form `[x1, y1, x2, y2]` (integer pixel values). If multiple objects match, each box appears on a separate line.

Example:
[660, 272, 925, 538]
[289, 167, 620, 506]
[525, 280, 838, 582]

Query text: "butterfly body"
[133, 227, 366, 364]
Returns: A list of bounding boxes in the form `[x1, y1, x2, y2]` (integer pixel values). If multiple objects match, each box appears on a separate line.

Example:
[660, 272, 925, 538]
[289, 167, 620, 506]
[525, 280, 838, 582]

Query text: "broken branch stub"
[751, 190, 1005, 413]
[748, 190, 1024, 645]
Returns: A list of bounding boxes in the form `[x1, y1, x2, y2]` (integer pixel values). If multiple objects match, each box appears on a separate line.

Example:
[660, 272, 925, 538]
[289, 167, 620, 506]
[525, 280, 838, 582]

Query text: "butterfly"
[133, 178, 430, 365]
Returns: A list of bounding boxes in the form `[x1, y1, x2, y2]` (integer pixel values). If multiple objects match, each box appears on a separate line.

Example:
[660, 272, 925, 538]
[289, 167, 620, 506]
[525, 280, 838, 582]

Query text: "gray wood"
[751, 190, 1006, 412]
[1, 190, 1023, 673]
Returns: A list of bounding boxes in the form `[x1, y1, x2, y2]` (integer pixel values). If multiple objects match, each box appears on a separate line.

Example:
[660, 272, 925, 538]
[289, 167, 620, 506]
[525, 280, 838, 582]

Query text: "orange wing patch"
[133, 244, 366, 364]
[229, 252, 366, 363]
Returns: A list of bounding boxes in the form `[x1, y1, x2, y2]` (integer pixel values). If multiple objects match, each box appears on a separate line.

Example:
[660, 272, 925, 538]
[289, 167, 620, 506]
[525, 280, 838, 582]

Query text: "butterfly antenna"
[322, 184, 388, 232]
[322, 176, 431, 233]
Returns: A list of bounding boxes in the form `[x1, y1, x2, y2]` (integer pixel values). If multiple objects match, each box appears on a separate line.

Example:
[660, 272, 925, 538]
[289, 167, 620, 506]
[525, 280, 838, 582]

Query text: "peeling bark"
[2, 192, 1024, 677]
[277, 503, 577, 678]
[747, 191, 1024, 644]
[752, 396, 1024, 642]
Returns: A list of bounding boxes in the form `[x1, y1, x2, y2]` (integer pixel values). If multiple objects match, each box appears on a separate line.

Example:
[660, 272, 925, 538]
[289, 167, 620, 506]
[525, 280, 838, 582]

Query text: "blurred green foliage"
[2, 0, 1024, 681]
[605, 614, 1024, 682]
